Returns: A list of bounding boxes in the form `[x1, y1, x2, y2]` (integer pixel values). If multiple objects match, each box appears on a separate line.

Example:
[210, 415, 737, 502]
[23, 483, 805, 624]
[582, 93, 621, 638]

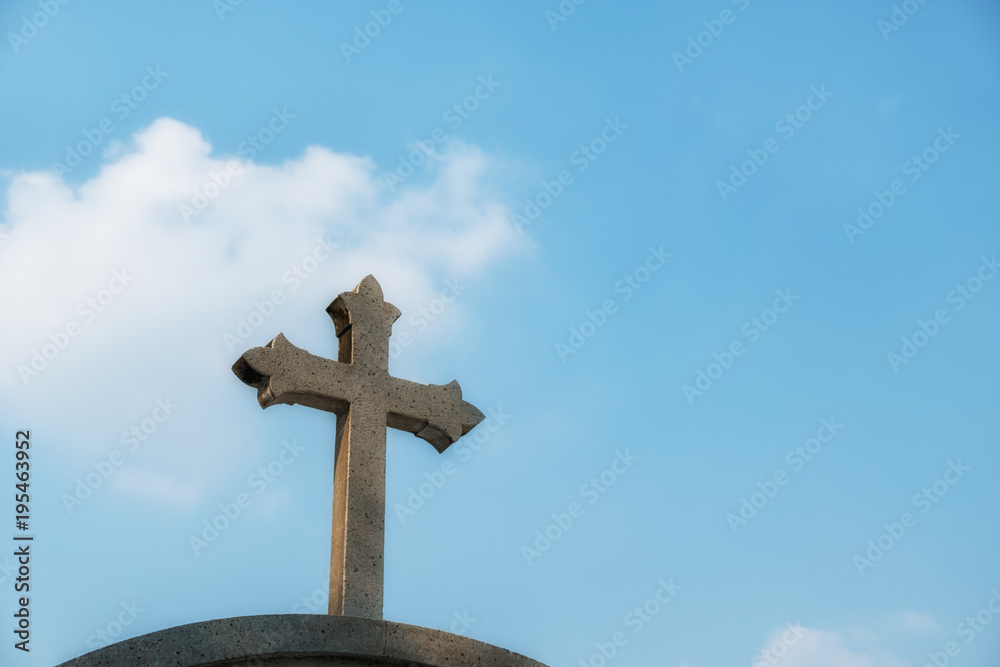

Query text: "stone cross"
[232, 275, 484, 620]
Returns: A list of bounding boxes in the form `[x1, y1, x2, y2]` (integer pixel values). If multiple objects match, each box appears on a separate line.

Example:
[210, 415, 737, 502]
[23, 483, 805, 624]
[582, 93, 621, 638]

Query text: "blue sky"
[1, 1, 999, 665]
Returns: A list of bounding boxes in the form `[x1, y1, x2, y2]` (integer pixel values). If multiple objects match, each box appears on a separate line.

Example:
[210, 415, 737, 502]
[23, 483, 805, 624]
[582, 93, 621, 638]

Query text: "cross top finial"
[326, 275, 400, 369]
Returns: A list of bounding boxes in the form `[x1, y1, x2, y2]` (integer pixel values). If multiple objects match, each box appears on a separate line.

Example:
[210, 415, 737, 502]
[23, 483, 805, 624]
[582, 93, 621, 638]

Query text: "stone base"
[57, 614, 547, 667]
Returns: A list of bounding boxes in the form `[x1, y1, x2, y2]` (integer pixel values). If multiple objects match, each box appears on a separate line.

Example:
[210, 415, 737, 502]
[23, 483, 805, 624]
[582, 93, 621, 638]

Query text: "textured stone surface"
[56, 614, 549, 666]
[232, 276, 485, 619]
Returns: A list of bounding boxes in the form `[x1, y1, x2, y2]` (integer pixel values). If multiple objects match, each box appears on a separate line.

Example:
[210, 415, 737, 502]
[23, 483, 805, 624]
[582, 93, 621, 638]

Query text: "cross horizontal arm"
[385, 377, 485, 453]
[233, 335, 485, 451]
[232, 333, 356, 413]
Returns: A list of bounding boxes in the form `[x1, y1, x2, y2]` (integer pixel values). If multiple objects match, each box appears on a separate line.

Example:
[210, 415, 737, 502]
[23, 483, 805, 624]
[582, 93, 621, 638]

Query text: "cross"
[232, 275, 485, 620]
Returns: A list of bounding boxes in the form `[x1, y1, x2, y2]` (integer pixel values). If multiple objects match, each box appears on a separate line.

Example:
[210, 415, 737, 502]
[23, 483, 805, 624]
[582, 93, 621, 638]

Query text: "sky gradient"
[1, 1, 999, 665]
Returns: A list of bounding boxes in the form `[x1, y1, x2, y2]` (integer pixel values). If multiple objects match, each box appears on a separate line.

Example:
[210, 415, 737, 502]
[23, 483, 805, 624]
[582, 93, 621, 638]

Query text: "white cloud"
[754, 625, 904, 667]
[0, 117, 526, 508]
[875, 93, 902, 118]
[885, 610, 939, 634]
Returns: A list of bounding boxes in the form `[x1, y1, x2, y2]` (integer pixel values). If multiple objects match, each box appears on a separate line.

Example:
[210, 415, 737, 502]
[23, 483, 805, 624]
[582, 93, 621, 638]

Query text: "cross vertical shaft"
[330, 402, 385, 618]
[325, 275, 399, 618]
